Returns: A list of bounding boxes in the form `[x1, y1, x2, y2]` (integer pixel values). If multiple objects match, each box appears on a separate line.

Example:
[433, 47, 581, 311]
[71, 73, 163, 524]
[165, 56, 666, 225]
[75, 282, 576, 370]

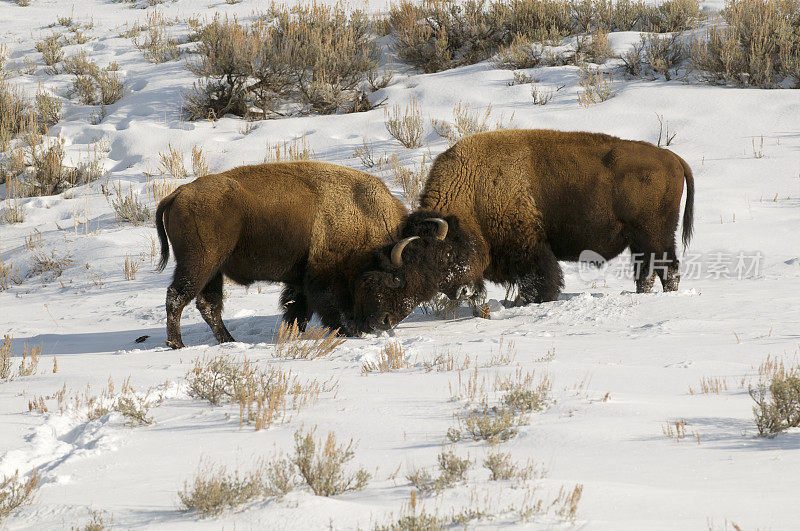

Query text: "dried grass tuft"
[110, 182, 151, 225]
[384, 96, 424, 148]
[362, 341, 411, 374]
[186, 354, 336, 430]
[0, 470, 39, 522]
[273, 321, 345, 360]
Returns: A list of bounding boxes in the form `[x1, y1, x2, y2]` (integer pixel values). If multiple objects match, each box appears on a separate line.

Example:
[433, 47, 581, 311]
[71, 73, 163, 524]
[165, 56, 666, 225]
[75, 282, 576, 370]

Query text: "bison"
[354, 129, 695, 322]
[154, 161, 420, 348]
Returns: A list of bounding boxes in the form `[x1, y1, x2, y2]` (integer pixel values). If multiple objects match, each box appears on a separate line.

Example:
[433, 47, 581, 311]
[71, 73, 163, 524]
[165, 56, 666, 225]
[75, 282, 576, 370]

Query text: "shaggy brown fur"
[358, 129, 694, 320]
[155, 161, 408, 348]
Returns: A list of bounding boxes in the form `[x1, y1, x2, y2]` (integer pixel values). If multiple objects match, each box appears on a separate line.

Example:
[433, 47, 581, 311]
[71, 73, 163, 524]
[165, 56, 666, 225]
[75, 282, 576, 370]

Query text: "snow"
[1, 0, 800, 529]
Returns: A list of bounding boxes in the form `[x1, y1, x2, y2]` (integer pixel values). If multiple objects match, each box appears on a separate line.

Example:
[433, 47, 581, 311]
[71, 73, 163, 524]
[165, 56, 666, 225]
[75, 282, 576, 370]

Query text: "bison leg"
[165, 271, 195, 349]
[633, 255, 657, 293]
[280, 284, 313, 332]
[656, 246, 680, 292]
[631, 239, 680, 293]
[631, 247, 657, 293]
[518, 245, 564, 304]
[166, 264, 221, 349]
[196, 272, 235, 344]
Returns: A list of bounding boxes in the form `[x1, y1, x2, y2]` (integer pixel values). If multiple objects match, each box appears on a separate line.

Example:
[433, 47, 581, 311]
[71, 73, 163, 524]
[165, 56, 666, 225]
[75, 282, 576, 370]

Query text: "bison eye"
[386, 275, 403, 288]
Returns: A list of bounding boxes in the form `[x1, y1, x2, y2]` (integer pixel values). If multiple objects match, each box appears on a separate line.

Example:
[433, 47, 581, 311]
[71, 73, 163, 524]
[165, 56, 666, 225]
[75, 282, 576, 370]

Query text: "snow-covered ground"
[1, 0, 799, 529]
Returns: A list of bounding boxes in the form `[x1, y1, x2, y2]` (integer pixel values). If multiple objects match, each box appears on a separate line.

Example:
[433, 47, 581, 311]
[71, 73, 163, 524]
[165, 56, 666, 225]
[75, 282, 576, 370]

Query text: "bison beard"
[391, 129, 694, 311]
[154, 161, 411, 349]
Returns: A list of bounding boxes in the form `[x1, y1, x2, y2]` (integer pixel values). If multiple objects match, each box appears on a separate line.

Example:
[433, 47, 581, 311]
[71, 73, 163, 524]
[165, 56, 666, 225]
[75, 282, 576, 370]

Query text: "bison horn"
[426, 218, 448, 240]
[390, 236, 420, 268]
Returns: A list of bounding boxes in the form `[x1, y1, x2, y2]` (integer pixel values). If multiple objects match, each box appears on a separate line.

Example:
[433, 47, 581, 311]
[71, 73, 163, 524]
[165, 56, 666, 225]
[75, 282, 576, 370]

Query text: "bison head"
[352, 214, 474, 332]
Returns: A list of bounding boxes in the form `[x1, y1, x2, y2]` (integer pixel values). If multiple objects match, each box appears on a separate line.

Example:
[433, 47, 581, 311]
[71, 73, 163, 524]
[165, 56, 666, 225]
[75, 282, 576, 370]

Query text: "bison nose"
[370, 313, 393, 332]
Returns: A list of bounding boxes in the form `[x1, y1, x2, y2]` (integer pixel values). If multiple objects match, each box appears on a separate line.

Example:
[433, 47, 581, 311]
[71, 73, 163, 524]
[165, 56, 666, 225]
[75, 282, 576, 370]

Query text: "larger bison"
[155, 161, 421, 348]
[353, 129, 695, 324]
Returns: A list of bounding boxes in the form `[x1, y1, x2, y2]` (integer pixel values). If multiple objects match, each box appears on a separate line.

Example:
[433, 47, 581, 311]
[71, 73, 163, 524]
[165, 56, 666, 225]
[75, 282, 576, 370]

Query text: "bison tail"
[154, 189, 179, 272]
[677, 155, 694, 250]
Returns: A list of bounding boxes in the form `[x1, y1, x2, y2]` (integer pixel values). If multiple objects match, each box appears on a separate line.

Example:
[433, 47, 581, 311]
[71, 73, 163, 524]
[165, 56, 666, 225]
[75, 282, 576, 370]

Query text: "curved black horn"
[390, 236, 419, 268]
[425, 218, 448, 240]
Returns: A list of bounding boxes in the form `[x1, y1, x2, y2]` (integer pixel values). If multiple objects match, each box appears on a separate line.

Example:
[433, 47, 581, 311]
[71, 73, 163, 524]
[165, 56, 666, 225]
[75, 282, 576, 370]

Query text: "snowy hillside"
[1, 0, 799, 529]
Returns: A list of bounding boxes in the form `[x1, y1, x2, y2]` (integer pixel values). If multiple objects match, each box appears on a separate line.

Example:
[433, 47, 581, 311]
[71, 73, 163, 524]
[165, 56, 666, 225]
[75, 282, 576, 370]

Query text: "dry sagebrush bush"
[146, 177, 178, 205]
[110, 182, 150, 225]
[691, 0, 800, 88]
[292, 429, 371, 496]
[0, 45, 8, 77]
[387, 154, 428, 206]
[749, 357, 800, 437]
[641, 32, 687, 80]
[180, 429, 369, 516]
[0, 81, 33, 152]
[35, 34, 65, 72]
[62, 50, 99, 77]
[361, 341, 411, 373]
[353, 137, 375, 168]
[431, 101, 511, 146]
[31, 249, 73, 280]
[0, 185, 25, 224]
[388, 0, 701, 74]
[3, 130, 106, 198]
[483, 450, 543, 481]
[179, 462, 267, 518]
[0, 470, 39, 522]
[577, 64, 614, 106]
[407, 448, 471, 493]
[191, 145, 209, 177]
[0, 260, 23, 289]
[448, 406, 521, 443]
[63, 51, 123, 105]
[16, 342, 40, 377]
[186, 354, 336, 430]
[185, 5, 377, 120]
[576, 27, 613, 63]
[123, 254, 139, 281]
[497, 367, 551, 413]
[0, 335, 14, 380]
[27, 377, 155, 425]
[157, 143, 187, 178]
[379, 483, 582, 528]
[689, 375, 729, 395]
[422, 349, 471, 372]
[389, 0, 507, 73]
[263, 135, 315, 163]
[273, 321, 345, 360]
[134, 9, 181, 63]
[35, 89, 62, 128]
[492, 34, 542, 69]
[448, 367, 551, 443]
[28, 136, 73, 194]
[384, 96, 424, 148]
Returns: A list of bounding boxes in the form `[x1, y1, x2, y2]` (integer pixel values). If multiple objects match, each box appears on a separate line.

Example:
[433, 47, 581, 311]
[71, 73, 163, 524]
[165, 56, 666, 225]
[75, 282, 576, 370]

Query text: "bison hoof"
[165, 339, 185, 349]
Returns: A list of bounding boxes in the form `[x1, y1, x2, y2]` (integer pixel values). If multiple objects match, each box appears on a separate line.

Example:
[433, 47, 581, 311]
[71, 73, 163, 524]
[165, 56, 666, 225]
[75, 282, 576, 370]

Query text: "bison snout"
[372, 313, 393, 331]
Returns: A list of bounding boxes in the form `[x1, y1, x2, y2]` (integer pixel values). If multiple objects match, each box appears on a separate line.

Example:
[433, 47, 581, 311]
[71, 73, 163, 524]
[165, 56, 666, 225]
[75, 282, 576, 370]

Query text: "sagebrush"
[185, 5, 377, 120]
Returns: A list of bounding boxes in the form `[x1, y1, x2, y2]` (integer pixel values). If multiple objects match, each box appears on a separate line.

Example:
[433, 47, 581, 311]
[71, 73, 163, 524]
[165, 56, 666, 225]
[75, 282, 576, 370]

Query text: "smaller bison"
[353, 129, 695, 322]
[155, 161, 418, 348]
